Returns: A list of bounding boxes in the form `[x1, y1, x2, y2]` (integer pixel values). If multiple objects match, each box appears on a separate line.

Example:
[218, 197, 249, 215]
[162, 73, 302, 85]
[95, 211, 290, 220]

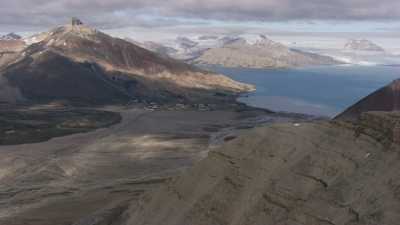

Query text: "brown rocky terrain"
[122, 111, 400, 225]
[0, 105, 309, 225]
[1, 18, 398, 225]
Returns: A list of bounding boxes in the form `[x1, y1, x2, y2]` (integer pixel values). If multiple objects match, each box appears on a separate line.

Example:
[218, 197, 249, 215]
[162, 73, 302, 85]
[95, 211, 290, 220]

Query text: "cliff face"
[122, 112, 400, 225]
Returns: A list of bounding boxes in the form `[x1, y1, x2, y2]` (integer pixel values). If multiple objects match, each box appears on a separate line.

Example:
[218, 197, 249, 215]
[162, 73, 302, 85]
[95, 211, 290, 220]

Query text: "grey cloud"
[0, 0, 399, 30]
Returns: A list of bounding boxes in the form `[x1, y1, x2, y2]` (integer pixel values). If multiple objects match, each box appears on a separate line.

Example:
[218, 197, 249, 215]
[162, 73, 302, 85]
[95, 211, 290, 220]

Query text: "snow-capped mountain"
[0, 33, 22, 41]
[0, 33, 25, 68]
[344, 39, 385, 52]
[193, 35, 340, 68]
[126, 34, 341, 68]
[303, 39, 400, 66]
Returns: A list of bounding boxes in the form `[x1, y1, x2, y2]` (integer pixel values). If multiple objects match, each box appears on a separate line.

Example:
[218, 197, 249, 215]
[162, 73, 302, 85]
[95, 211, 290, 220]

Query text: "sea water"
[207, 65, 400, 117]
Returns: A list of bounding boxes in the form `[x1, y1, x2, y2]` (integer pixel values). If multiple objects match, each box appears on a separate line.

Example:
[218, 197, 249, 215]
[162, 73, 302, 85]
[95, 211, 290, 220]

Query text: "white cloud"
[1, 0, 400, 30]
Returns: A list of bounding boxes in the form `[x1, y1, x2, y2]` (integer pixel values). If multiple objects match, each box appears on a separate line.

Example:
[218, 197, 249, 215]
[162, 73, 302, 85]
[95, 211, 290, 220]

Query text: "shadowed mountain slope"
[336, 79, 400, 121]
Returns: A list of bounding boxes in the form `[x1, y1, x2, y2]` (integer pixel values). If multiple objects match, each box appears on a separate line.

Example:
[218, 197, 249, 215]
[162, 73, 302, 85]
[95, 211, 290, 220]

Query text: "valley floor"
[0, 105, 312, 225]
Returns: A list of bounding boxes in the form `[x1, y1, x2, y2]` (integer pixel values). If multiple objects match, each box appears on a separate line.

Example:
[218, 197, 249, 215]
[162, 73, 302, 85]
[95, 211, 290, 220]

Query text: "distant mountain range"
[193, 35, 340, 68]
[0, 33, 25, 69]
[125, 38, 178, 57]
[344, 39, 385, 52]
[130, 35, 400, 67]
[0, 19, 253, 105]
[130, 35, 341, 69]
[303, 38, 397, 66]
[0, 33, 22, 41]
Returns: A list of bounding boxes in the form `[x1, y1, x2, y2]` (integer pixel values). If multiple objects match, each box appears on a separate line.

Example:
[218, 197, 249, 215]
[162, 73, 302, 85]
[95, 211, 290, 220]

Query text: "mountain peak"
[0, 32, 22, 41]
[71, 17, 84, 26]
[344, 39, 385, 52]
[253, 34, 277, 46]
[1, 21, 253, 105]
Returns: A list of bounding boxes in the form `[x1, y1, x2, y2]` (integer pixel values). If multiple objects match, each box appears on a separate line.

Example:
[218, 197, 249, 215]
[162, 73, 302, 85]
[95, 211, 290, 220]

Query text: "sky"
[1, 0, 400, 37]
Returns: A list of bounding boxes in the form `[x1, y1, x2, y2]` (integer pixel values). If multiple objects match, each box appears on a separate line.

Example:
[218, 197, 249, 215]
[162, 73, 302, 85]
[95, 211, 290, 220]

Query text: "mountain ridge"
[336, 79, 400, 121]
[0, 32, 22, 41]
[193, 35, 340, 68]
[0, 20, 254, 105]
[344, 39, 385, 52]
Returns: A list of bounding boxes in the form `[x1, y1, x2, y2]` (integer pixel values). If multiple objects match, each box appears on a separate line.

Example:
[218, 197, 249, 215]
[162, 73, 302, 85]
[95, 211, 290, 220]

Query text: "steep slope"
[3, 50, 131, 104]
[336, 79, 400, 121]
[0, 20, 253, 104]
[123, 112, 400, 225]
[193, 35, 340, 68]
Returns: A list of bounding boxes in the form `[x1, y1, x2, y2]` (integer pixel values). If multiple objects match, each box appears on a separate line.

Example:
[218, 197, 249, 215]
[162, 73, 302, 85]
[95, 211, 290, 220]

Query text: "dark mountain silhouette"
[336, 79, 400, 121]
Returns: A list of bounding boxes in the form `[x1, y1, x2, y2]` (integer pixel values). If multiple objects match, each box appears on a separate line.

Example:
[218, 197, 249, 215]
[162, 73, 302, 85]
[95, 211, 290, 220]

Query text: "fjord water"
[207, 65, 400, 117]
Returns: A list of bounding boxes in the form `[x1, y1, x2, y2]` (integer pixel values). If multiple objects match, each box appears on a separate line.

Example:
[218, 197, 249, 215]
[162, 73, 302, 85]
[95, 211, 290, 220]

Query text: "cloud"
[1, 0, 400, 29]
